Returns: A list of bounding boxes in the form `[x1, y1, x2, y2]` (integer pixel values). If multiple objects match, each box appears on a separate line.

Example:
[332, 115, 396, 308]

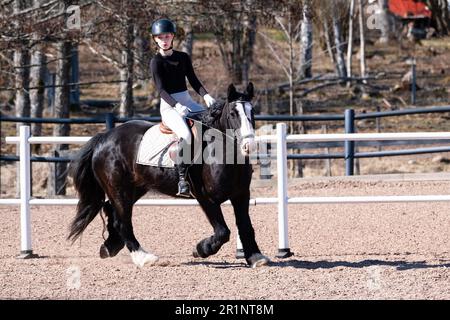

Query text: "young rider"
[150, 18, 216, 197]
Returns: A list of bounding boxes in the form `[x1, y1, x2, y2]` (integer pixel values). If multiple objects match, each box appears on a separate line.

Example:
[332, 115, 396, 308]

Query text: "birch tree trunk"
[332, 10, 347, 79]
[378, 0, 392, 43]
[30, 34, 46, 141]
[48, 40, 71, 196]
[13, 0, 31, 197]
[14, 46, 31, 121]
[358, 0, 367, 82]
[346, 0, 356, 85]
[299, 0, 313, 79]
[286, 12, 303, 177]
[13, 0, 31, 125]
[323, 17, 337, 68]
[30, 0, 46, 139]
[119, 18, 134, 117]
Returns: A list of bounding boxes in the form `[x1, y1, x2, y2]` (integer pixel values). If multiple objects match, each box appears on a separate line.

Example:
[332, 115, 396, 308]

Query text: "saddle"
[136, 118, 201, 168]
[159, 118, 194, 135]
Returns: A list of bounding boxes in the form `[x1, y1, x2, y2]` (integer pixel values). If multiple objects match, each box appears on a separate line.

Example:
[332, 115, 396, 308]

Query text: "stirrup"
[176, 180, 191, 197]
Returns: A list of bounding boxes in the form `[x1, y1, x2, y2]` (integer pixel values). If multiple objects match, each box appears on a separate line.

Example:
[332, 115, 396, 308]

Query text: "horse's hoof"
[130, 247, 159, 268]
[99, 244, 110, 259]
[248, 253, 271, 268]
[192, 246, 208, 258]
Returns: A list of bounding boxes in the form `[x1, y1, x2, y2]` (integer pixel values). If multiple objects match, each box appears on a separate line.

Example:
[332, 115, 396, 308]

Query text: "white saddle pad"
[136, 125, 176, 168]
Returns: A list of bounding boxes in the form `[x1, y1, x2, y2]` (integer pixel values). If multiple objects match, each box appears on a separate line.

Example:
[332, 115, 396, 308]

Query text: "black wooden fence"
[1, 105, 450, 176]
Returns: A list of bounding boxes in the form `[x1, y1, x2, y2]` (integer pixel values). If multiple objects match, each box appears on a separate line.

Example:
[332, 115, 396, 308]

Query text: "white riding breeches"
[160, 90, 206, 144]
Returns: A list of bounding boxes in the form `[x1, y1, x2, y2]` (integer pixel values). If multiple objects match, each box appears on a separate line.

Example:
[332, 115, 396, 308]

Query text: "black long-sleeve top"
[150, 50, 207, 107]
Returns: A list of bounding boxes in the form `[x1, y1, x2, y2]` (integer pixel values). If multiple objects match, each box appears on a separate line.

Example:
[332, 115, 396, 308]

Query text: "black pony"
[67, 82, 270, 268]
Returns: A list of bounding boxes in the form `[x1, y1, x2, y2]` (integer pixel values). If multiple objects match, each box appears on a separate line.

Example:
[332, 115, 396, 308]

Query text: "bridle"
[229, 100, 255, 140]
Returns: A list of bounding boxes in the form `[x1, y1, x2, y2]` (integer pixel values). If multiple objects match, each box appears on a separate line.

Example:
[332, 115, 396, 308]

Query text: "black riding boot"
[176, 162, 190, 197]
[175, 138, 191, 197]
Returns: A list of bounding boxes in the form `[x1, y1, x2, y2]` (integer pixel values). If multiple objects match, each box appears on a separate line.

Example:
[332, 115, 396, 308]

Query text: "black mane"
[198, 100, 225, 128]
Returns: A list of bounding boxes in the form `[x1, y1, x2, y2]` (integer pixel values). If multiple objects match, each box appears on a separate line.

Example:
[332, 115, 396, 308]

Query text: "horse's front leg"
[230, 192, 270, 268]
[193, 199, 231, 259]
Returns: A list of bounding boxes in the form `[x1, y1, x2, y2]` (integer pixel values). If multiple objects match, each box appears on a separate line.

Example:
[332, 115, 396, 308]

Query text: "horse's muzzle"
[241, 137, 256, 156]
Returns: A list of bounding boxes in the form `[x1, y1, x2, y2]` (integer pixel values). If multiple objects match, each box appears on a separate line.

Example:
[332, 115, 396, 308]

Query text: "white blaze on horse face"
[235, 102, 255, 155]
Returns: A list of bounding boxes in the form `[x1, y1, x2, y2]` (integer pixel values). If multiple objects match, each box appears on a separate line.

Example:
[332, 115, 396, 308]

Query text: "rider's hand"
[203, 94, 216, 108]
[174, 103, 189, 117]
[174, 103, 189, 116]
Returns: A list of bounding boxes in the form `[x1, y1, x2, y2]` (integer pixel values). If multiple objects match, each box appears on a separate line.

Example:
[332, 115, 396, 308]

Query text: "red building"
[388, 0, 432, 19]
[388, 0, 433, 39]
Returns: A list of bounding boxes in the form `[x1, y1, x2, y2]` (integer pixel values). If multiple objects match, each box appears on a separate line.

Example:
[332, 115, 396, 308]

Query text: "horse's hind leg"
[107, 193, 158, 268]
[99, 201, 125, 259]
[193, 198, 231, 259]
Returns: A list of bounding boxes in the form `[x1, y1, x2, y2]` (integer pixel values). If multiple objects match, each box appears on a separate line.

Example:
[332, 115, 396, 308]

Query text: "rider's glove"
[203, 94, 216, 108]
[174, 103, 189, 117]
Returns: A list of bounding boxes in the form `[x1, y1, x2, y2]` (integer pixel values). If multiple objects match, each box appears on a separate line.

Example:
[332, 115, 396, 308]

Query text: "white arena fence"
[2, 124, 450, 258]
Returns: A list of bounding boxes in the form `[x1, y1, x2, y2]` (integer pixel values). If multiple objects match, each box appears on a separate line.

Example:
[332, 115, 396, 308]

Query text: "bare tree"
[425, 0, 450, 35]
[377, 0, 392, 43]
[298, 0, 313, 79]
[82, 0, 158, 116]
[332, 6, 347, 79]
[321, 13, 338, 67]
[346, 0, 356, 85]
[48, 0, 73, 196]
[242, 0, 258, 83]
[205, 0, 260, 84]
[29, 1, 46, 141]
[358, 0, 367, 81]
[119, 17, 134, 117]
[316, 0, 349, 78]
[13, 0, 31, 125]
[258, 1, 305, 176]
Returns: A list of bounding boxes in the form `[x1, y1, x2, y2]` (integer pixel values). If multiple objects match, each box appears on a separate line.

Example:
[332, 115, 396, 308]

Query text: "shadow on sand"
[183, 258, 450, 270]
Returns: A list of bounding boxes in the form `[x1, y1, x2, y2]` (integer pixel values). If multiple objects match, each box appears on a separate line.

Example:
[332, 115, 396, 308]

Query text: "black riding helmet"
[151, 18, 176, 51]
[151, 18, 176, 36]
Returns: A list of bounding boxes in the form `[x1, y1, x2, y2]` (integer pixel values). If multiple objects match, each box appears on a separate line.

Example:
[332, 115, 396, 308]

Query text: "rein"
[185, 100, 255, 142]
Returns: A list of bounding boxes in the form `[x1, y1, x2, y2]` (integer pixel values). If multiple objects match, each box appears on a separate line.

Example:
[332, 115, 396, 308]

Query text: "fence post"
[259, 143, 273, 179]
[259, 125, 273, 180]
[376, 106, 382, 152]
[105, 113, 115, 130]
[18, 126, 34, 259]
[345, 109, 355, 176]
[276, 123, 292, 258]
[322, 124, 332, 176]
[70, 46, 80, 106]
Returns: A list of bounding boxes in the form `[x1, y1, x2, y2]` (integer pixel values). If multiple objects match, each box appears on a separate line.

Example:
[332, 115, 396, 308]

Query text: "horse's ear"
[227, 84, 237, 102]
[246, 82, 254, 100]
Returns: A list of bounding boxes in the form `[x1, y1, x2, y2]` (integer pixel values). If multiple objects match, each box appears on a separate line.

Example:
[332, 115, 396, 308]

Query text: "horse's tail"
[67, 133, 106, 243]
